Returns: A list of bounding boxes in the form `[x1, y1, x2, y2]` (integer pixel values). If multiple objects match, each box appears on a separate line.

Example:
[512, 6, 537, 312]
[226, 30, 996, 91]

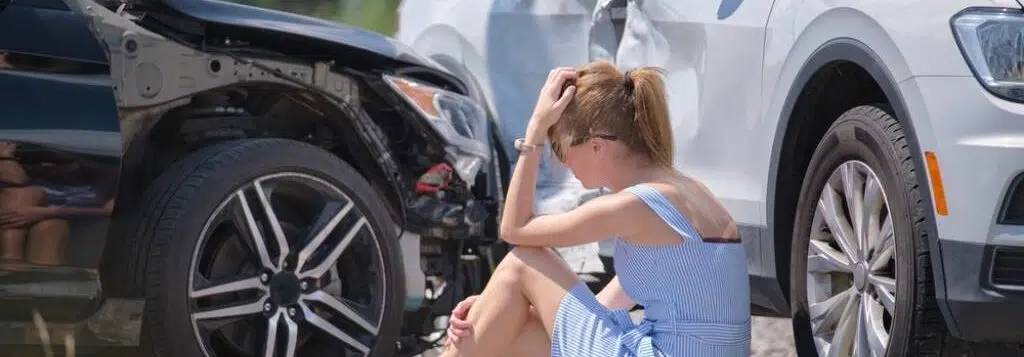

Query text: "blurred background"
[228, 0, 402, 35]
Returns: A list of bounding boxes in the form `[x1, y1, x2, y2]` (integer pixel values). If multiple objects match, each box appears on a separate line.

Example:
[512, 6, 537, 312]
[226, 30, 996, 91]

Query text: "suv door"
[591, 0, 779, 308]
[0, 0, 121, 327]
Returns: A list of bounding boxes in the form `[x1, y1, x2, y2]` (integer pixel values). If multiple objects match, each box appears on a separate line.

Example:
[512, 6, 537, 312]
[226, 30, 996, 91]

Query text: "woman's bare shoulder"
[648, 178, 741, 242]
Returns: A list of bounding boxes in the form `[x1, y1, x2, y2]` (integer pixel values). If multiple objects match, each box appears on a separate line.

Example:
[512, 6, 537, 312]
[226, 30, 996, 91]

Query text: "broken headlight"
[952, 8, 1024, 102]
[383, 74, 490, 184]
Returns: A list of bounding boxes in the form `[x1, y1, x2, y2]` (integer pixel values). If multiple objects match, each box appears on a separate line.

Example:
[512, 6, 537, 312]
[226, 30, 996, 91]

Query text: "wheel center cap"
[853, 262, 869, 292]
[269, 272, 301, 305]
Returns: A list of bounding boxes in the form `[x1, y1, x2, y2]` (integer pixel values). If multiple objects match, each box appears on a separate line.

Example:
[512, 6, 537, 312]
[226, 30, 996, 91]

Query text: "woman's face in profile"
[558, 137, 606, 190]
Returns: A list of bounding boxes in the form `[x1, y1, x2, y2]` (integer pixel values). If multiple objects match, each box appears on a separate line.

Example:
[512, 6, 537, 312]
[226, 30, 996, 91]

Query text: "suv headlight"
[952, 8, 1024, 102]
[383, 74, 490, 183]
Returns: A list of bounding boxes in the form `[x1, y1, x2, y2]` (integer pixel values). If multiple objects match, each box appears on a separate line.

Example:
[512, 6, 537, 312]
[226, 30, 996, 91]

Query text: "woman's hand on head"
[528, 67, 576, 135]
[444, 295, 479, 346]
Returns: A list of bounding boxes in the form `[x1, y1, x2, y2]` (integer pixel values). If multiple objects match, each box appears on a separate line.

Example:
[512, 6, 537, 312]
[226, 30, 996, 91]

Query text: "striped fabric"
[551, 184, 752, 357]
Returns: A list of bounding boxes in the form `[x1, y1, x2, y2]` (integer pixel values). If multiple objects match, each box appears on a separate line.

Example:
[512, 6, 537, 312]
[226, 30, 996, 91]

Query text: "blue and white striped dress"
[551, 184, 751, 357]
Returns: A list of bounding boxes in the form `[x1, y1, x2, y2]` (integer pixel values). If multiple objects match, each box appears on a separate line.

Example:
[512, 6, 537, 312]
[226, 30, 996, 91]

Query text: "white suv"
[397, 0, 1024, 355]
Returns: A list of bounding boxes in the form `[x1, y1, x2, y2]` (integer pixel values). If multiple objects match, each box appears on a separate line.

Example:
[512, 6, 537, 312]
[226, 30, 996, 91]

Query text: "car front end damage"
[63, 0, 504, 354]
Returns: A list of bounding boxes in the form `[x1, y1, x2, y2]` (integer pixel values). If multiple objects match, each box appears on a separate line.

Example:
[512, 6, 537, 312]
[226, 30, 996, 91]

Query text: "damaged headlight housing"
[952, 8, 1024, 102]
[383, 74, 490, 184]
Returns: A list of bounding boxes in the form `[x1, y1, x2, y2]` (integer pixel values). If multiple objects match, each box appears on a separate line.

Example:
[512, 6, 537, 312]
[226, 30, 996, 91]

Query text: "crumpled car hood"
[157, 0, 451, 74]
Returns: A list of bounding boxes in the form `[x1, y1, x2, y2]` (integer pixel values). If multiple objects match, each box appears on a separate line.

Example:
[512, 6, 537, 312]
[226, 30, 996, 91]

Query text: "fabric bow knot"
[606, 310, 657, 356]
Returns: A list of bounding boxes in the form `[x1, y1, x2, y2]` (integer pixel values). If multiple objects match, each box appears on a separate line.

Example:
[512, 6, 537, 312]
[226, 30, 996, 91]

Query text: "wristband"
[513, 138, 544, 153]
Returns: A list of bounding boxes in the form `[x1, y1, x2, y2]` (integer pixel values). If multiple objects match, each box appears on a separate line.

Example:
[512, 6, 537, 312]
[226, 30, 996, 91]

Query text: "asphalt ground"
[420, 312, 798, 356]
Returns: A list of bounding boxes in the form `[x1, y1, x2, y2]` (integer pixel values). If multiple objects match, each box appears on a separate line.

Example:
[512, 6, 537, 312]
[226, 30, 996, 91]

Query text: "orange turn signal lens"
[925, 151, 949, 216]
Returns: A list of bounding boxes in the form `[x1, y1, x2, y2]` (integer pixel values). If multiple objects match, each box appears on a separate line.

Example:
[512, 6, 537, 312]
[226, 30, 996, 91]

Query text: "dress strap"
[623, 184, 703, 243]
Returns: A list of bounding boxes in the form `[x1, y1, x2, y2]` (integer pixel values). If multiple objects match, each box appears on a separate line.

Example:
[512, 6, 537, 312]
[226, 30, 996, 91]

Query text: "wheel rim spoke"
[253, 179, 290, 268]
[264, 312, 280, 357]
[295, 201, 354, 273]
[818, 182, 859, 262]
[869, 274, 897, 314]
[232, 190, 278, 271]
[808, 240, 854, 273]
[808, 161, 896, 357]
[263, 311, 299, 357]
[301, 302, 371, 355]
[869, 217, 894, 270]
[810, 287, 855, 335]
[861, 175, 885, 257]
[861, 296, 890, 357]
[825, 292, 860, 357]
[191, 276, 266, 298]
[299, 217, 368, 279]
[304, 290, 379, 335]
[193, 298, 267, 321]
[840, 165, 867, 259]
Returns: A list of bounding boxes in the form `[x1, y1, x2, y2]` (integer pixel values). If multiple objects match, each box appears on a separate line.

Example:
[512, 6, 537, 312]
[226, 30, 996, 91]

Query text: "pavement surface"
[422, 312, 798, 356]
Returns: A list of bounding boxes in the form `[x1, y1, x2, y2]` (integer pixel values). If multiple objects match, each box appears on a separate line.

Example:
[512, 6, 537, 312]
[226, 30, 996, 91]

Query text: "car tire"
[790, 104, 947, 356]
[130, 138, 404, 357]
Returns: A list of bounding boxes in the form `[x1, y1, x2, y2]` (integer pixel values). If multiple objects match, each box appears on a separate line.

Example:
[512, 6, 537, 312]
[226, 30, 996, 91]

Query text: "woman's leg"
[0, 187, 46, 261]
[25, 218, 70, 265]
[441, 246, 581, 357]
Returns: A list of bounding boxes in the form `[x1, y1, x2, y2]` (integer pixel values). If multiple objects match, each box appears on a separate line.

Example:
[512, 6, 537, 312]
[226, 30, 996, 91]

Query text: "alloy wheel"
[806, 161, 897, 357]
[188, 172, 386, 357]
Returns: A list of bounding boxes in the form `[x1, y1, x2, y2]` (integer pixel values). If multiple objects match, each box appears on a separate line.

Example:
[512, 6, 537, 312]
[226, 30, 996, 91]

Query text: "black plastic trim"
[998, 171, 1024, 225]
[987, 245, 1024, 290]
[940, 239, 1024, 342]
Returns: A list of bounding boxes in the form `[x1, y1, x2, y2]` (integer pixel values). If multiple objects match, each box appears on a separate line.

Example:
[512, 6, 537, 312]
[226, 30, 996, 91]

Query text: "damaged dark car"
[0, 0, 509, 356]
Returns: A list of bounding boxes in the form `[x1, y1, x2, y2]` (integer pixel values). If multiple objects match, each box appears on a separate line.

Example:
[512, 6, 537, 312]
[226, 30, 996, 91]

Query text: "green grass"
[227, 0, 401, 35]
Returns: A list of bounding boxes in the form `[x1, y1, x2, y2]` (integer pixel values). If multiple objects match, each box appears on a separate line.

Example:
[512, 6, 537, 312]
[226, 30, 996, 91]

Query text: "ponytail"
[626, 67, 674, 168]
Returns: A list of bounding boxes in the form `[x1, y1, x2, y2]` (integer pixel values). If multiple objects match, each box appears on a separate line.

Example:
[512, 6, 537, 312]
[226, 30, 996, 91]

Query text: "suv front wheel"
[128, 138, 405, 357]
[789, 104, 948, 356]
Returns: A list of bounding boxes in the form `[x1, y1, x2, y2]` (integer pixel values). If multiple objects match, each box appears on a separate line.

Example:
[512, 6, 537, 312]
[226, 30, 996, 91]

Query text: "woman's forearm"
[498, 122, 547, 241]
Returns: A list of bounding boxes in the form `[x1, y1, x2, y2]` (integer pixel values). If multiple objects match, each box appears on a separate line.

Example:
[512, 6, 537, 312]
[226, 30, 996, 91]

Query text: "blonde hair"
[548, 61, 673, 168]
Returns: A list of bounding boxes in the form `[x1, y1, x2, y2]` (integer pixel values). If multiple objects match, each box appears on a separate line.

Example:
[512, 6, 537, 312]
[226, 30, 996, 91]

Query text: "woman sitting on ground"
[440, 61, 752, 357]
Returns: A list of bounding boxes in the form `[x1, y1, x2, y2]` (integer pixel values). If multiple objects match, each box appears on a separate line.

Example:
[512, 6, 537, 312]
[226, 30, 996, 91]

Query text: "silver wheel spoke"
[283, 314, 299, 357]
[808, 240, 854, 273]
[234, 191, 277, 270]
[840, 165, 867, 259]
[263, 312, 299, 357]
[264, 312, 280, 357]
[193, 298, 267, 321]
[191, 276, 265, 298]
[862, 297, 890, 357]
[869, 274, 897, 314]
[299, 217, 367, 279]
[253, 179, 290, 268]
[861, 175, 884, 255]
[869, 217, 894, 270]
[868, 275, 896, 292]
[818, 183, 859, 262]
[304, 290, 379, 335]
[810, 287, 856, 335]
[301, 303, 370, 355]
[295, 201, 354, 273]
[825, 293, 860, 357]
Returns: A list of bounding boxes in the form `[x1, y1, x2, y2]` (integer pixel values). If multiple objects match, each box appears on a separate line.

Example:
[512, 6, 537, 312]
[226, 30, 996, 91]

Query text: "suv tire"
[129, 138, 404, 357]
[789, 104, 947, 356]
